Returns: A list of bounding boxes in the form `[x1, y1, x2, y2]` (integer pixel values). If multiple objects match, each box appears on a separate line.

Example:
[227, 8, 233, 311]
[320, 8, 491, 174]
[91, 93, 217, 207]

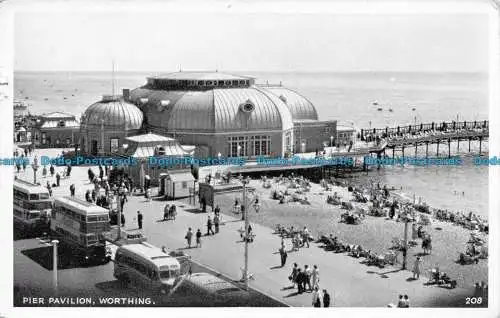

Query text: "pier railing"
[386, 130, 489, 147]
[360, 120, 489, 140]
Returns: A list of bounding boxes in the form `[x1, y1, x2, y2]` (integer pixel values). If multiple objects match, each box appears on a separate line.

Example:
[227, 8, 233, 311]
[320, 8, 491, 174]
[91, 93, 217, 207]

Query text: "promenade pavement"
[15, 149, 475, 307]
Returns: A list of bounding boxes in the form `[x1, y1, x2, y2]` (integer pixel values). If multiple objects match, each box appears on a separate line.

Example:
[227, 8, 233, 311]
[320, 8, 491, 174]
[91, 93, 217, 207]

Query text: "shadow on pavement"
[21, 244, 107, 270]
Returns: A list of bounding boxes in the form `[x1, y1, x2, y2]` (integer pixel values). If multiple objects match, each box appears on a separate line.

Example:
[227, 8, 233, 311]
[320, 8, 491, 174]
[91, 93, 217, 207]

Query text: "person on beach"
[397, 295, 405, 307]
[403, 295, 410, 308]
[323, 290, 331, 307]
[413, 256, 422, 279]
[312, 287, 322, 307]
[196, 229, 202, 247]
[185, 228, 193, 248]
[302, 226, 310, 248]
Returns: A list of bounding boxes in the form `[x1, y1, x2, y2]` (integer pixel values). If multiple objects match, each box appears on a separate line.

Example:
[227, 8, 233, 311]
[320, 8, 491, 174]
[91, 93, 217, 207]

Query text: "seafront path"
[16, 148, 474, 307]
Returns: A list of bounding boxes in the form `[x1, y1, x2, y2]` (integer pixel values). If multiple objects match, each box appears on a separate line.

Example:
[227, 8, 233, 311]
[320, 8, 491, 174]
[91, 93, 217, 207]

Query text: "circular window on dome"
[240, 100, 255, 113]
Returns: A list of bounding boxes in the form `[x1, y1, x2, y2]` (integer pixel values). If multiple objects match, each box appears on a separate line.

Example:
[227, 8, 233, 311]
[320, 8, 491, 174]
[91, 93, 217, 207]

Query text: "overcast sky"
[14, 11, 489, 73]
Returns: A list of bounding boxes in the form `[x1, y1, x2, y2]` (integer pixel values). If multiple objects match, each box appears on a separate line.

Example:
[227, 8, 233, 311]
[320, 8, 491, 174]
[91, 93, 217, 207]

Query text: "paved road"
[14, 238, 284, 307]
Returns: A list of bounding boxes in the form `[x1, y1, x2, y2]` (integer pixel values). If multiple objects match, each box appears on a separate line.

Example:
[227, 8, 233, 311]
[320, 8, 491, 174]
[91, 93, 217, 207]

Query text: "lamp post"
[401, 211, 412, 270]
[237, 145, 242, 158]
[116, 185, 125, 240]
[32, 155, 39, 184]
[51, 239, 59, 293]
[330, 135, 333, 147]
[301, 142, 305, 153]
[239, 175, 251, 290]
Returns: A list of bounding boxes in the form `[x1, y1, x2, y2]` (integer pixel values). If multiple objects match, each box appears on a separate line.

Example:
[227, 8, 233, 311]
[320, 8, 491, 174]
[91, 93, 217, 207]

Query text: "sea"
[14, 71, 489, 217]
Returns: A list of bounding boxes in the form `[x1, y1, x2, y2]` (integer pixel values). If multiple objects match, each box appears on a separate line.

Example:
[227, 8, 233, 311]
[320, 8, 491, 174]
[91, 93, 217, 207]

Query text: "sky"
[14, 11, 489, 73]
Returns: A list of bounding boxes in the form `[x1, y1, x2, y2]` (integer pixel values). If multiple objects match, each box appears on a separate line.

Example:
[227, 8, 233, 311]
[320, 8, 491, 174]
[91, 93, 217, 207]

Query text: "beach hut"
[164, 171, 196, 200]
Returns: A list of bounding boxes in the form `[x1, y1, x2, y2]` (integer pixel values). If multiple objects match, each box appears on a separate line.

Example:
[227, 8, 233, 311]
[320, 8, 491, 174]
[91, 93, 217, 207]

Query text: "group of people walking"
[185, 227, 202, 248]
[289, 263, 320, 294]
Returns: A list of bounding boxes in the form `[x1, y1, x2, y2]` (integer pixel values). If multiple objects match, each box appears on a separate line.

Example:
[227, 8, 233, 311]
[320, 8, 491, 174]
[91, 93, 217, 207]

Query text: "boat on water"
[377, 108, 383, 111]
[412, 108, 416, 111]
[372, 100, 379, 106]
[388, 108, 393, 112]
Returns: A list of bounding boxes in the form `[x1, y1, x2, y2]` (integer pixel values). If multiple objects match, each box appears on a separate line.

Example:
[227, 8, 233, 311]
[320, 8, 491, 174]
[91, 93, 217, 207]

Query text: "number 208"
[466, 297, 483, 305]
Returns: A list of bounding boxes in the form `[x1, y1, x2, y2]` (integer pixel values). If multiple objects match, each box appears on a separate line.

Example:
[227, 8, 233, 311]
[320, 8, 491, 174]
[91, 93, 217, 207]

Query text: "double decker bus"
[51, 196, 111, 265]
[13, 179, 52, 233]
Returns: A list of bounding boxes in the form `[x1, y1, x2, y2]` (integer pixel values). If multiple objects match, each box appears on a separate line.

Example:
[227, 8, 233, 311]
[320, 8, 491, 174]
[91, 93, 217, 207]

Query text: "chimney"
[122, 89, 130, 101]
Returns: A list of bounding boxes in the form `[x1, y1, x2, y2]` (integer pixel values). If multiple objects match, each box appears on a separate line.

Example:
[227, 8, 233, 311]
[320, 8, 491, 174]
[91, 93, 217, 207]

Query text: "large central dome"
[130, 72, 296, 133]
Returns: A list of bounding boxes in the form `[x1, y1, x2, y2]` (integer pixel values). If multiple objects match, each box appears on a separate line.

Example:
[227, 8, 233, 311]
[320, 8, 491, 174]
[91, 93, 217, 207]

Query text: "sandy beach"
[193, 177, 488, 288]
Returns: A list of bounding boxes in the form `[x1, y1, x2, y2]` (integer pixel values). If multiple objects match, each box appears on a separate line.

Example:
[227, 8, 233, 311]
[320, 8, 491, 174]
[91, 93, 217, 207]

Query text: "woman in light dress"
[311, 265, 320, 289]
[413, 256, 423, 279]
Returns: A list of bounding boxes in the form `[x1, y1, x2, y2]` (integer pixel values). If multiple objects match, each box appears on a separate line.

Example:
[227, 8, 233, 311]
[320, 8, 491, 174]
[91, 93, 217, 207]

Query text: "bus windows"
[29, 194, 39, 200]
[159, 270, 170, 280]
[28, 211, 40, 220]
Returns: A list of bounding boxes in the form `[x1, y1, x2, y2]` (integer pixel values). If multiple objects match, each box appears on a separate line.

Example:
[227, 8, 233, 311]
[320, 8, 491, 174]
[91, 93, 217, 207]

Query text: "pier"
[360, 120, 489, 158]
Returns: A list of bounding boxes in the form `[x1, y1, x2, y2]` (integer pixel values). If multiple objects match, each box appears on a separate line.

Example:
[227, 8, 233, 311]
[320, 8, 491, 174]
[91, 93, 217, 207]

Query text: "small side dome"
[83, 95, 144, 130]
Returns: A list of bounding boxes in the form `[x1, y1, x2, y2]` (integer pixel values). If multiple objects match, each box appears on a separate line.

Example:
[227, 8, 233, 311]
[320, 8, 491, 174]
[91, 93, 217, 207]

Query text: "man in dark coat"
[66, 164, 72, 177]
[296, 269, 305, 294]
[214, 214, 220, 234]
[50, 165, 55, 177]
[279, 246, 288, 267]
[137, 211, 143, 229]
[121, 213, 125, 227]
[88, 168, 94, 182]
[206, 216, 214, 235]
[69, 184, 75, 197]
[99, 166, 104, 179]
[56, 172, 61, 187]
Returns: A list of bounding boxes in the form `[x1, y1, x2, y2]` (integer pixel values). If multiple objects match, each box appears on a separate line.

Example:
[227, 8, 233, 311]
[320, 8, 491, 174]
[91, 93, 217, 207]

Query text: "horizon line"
[13, 69, 488, 74]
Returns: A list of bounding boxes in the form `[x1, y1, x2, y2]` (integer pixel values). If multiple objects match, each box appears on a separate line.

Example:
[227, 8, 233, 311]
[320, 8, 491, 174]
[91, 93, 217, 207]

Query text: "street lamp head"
[51, 240, 59, 244]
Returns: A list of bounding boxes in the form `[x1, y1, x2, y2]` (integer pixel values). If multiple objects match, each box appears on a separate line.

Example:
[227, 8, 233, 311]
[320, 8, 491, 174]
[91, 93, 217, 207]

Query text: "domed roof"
[260, 86, 318, 121]
[130, 87, 294, 133]
[83, 95, 143, 130]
